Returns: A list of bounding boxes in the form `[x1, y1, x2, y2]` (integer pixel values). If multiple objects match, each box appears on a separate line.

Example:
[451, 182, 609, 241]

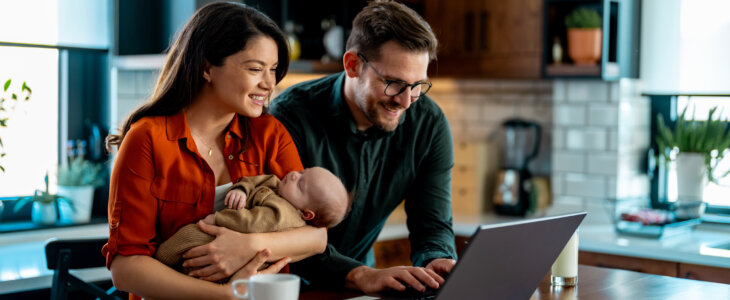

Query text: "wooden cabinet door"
[679, 263, 730, 284]
[424, 0, 542, 78]
[579, 251, 678, 277]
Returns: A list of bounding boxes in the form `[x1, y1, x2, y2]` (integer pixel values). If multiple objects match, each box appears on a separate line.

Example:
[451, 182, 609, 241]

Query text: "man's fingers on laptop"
[425, 258, 456, 276]
[408, 267, 440, 289]
[423, 268, 444, 285]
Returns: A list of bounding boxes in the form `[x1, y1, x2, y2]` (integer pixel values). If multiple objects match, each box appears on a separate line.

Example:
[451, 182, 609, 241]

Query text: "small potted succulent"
[13, 173, 71, 225]
[564, 7, 603, 65]
[56, 156, 106, 223]
[656, 106, 730, 218]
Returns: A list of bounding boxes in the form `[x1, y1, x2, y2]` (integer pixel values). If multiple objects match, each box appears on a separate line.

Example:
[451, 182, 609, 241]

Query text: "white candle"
[551, 231, 578, 285]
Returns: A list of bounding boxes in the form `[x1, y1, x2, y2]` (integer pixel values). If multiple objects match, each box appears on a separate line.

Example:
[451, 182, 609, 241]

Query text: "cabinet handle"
[464, 12, 474, 51]
[479, 11, 488, 51]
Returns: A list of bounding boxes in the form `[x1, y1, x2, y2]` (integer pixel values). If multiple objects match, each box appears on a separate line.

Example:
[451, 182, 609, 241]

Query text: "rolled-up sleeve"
[102, 123, 159, 269]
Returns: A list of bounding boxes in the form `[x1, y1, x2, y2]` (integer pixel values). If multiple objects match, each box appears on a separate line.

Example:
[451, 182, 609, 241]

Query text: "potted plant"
[13, 173, 71, 225]
[0, 78, 32, 172]
[656, 106, 730, 218]
[57, 156, 105, 223]
[564, 7, 602, 65]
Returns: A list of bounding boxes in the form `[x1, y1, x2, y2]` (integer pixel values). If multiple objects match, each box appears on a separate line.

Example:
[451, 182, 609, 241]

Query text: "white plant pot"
[675, 153, 707, 202]
[57, 185, 94, 224]
[32, 202, 57, 225]
[674, 153, 707, 219]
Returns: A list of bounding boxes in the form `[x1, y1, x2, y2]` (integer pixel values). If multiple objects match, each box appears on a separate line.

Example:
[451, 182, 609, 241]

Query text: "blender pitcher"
[492, 119, 541, 216]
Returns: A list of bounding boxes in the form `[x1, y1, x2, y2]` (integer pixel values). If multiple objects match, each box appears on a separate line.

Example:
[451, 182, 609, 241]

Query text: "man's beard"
[365, 102, 400, 132]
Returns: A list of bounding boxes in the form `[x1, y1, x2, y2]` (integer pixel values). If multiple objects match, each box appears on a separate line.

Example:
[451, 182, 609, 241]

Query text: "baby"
[154, 167, 350, 279]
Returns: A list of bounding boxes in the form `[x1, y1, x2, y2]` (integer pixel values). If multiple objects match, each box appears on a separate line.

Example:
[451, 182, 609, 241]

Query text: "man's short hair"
[346, 0, 438, 62]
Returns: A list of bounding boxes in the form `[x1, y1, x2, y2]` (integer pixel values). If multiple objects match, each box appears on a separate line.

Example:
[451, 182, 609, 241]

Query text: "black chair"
[45, 237, 123, 300]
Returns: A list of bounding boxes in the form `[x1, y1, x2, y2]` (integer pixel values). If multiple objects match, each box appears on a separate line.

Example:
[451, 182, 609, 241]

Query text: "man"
[270, 0, 456, 294]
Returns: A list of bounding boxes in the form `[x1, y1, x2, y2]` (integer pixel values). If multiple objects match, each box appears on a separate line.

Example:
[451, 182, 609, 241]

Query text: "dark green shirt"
[270, 72, 457, 288]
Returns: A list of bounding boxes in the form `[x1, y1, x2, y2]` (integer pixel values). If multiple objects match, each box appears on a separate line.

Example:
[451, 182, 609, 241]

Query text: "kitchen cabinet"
[679, 263, 730, 285]
[580, 250, 730, 285]
[423, 0, 543, 78]
[579, 251, 677, 277]
[451, 141, 496, 216]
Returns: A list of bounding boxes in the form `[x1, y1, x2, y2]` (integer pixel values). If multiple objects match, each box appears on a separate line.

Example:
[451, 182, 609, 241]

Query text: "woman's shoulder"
[126, 115, 168, 139]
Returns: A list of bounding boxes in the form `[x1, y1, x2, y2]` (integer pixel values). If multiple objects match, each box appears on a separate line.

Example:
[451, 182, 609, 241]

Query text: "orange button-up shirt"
[102, 111, 303, 269]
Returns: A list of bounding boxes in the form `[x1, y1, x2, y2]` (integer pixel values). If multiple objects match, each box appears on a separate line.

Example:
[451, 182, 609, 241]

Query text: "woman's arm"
[111, 255, 229, 300]
[183, 221, 326, 281]
[112, 250, 289, 300]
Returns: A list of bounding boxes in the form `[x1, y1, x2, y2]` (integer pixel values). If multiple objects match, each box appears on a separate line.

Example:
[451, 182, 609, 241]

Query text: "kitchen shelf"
[545, 63, 601, 77]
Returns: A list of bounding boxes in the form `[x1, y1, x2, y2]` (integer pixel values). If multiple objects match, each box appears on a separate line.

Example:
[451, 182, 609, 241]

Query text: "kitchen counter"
[1, 203, 729, 295]
[378, 203, 730, 269]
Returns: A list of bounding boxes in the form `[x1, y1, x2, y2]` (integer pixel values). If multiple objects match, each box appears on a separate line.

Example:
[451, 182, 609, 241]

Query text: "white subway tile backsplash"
[553, 128, 565, 150]
[566, 128, 607, 151]
[554, 105, 586, 126]
[606, 178, 617, 199]
[607, 129, 619, 151]
[552, 80, 566, 103]
[517, 103, 552, 125]
[552, 151, 585, 173]
[551, 174, 564, 195]
[609, 81, 620, 103]
[564, 174, 607, 198]
[551, 196, 584, 208]
[566, 80, 609, 103]
[481, 103, 517, 123]
[588, 105, 618, 127]
[587, 153, 618, 175]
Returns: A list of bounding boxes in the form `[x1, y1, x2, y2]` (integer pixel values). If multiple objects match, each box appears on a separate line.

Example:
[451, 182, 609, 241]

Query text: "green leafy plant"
[58, 157, 105, 187]
[656, 106, 730, 183]
[0, 78, 32, 172]
[13, 173, 72, 213]
[565, 7, 602, 29]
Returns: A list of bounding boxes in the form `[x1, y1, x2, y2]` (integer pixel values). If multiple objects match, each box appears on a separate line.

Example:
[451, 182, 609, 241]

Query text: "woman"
[103, 3, 326, 299]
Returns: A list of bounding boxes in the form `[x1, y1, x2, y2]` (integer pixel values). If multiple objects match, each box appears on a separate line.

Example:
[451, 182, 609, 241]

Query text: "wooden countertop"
[300, 265, 730, 299]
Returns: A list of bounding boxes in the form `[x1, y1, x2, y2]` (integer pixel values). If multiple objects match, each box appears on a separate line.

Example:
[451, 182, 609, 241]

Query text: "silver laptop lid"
[436, 212, 587, 300]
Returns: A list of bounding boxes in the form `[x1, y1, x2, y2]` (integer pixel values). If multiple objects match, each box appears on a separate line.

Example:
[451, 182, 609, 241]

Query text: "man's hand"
[345, 265, 444, 294]
[425, 258, 456, 276]
[225, 189, 247, 209]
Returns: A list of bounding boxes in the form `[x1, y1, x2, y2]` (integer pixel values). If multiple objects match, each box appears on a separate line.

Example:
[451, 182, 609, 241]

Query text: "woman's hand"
[182, 221, 261, 282]
[229, 249, 292, 280]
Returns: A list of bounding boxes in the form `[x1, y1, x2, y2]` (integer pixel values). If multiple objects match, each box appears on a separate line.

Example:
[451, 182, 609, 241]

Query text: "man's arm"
[404, 112, 458, 267]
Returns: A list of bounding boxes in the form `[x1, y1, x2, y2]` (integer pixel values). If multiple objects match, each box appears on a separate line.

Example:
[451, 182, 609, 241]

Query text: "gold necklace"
[190, 131, 215, 157]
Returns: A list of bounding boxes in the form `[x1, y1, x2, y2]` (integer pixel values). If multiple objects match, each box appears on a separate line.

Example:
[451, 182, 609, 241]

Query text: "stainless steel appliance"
[493, 119, 541, 216]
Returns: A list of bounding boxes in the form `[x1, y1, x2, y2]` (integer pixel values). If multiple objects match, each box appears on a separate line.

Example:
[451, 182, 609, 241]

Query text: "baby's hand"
[202, 213, 215, 225]
[225, 189, 247, 209]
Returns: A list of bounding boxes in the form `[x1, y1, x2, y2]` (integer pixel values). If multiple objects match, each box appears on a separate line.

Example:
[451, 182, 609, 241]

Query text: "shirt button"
[228, 155, 234, 160]
[226, 134, 231, 139]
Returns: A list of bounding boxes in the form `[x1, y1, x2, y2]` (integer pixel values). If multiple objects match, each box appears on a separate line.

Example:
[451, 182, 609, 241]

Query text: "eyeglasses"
[357, 53, 432, 100]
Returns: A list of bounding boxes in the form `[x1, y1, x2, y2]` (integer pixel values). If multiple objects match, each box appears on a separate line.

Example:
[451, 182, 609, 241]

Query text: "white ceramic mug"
[231, 274, 300, 300]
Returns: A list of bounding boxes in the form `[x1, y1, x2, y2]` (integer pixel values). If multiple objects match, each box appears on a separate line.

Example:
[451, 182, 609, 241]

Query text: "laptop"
[377, 211, 587, 300]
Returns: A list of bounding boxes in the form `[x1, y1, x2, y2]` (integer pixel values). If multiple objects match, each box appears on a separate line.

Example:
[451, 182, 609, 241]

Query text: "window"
[0, 0, 110, 226]
[0, 47, 59, 197]
[651, 95, 730, 215]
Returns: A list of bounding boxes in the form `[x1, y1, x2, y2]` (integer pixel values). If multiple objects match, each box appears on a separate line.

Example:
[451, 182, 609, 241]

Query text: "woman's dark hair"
[106, 2, 289, 151]
[345, 0, 437, 62]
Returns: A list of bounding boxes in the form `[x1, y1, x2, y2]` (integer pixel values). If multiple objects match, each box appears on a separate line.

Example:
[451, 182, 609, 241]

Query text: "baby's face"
[279, 167, 330, 210]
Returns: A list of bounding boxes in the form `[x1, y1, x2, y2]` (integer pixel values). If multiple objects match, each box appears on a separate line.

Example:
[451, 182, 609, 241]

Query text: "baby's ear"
[300, 209, 315, 221]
